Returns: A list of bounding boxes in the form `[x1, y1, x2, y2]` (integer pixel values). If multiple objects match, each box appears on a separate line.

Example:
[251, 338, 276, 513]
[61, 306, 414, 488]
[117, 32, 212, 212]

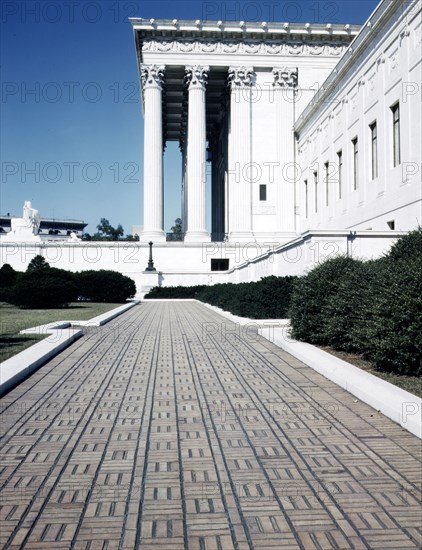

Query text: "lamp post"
[145, 241, 156, 271]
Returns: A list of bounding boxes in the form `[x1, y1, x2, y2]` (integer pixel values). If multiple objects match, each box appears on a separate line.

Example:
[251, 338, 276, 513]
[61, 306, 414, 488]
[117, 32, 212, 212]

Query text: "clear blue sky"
[1, 0, 379, 235]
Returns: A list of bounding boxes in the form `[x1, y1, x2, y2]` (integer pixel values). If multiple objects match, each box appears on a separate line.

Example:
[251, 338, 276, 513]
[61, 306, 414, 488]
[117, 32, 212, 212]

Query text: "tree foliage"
[27, 255, 50, 272]
[77, 270, 136, 302]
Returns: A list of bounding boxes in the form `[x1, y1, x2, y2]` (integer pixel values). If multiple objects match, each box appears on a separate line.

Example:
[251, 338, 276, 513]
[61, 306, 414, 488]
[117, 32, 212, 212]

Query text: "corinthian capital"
[140, 64, 165, 89]
[228, 66, 255, 88]
[185, 65, 209, 90]
[272, 67, 298, 88]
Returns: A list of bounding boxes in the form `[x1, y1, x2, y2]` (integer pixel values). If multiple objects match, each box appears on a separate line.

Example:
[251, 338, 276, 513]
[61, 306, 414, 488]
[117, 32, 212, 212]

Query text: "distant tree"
[125, 234, 140, 241]
[171, 218, 182, 234]
[167, 218, 183, 241]
[27, 255, 50, 272]
[93, 218, 124, 241]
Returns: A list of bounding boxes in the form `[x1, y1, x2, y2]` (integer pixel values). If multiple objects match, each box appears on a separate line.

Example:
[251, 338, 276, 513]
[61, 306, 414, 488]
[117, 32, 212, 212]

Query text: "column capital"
[272, 67, 298, 88]
[140, 64, 165, 90]
[185, 65, 209, 91]
[228, 66, 255, 88]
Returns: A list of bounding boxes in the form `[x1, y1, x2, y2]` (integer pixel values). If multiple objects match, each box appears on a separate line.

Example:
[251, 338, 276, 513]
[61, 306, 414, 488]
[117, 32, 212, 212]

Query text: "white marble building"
[131, 0, 421, 246]
[295, 0, 421, 234]
[0, 0, 420, 293]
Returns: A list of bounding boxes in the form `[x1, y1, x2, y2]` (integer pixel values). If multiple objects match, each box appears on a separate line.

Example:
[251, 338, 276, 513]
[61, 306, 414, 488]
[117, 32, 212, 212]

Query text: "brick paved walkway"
[0, 302, 421, 549]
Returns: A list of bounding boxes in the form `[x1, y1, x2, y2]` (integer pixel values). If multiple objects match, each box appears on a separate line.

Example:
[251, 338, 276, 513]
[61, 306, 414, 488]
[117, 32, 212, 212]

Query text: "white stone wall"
[296, 0, 422, 233]
[0, 231, 402, 296]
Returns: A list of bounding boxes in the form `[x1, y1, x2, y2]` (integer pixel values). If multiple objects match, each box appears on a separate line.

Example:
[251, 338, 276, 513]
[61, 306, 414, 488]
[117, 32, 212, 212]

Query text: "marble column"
[140, 64, 165, 242]
[184, 65, 210, 243]
[227, 66, 255, 242]
[273, 67, 298, 234]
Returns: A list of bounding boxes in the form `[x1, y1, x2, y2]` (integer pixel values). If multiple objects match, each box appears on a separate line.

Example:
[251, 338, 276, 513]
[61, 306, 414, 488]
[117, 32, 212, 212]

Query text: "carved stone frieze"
[142, 39, 348, 57]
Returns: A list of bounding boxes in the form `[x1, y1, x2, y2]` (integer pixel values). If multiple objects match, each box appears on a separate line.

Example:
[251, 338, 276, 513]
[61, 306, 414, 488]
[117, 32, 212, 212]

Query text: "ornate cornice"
[142, 39, 348, 57]
[140, 64, 165, 89]
[228, 66, 255, 88]
[272, 67, 298, 88]
[185, 65, 209, 90]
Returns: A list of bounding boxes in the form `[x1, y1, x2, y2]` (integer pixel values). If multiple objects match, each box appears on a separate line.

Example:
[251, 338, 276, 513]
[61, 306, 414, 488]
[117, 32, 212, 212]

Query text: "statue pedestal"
[2, 219, 41, 242]
[140, 271, 161, 299]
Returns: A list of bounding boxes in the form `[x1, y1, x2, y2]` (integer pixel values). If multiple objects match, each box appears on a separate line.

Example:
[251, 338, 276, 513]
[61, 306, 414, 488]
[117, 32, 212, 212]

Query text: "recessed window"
[259, 184, 267, 201]
[211, 259, 229, 271]
[370, 121, 378, 179]
[391, 103, 401, 167]
[387, 220, 395, 230]
[304, 180, 308, 218]
[314, 171, 318, 213]
[352, 137, 358, 190]
[324, 161, 329, 206]
[337, 150, 343, 199]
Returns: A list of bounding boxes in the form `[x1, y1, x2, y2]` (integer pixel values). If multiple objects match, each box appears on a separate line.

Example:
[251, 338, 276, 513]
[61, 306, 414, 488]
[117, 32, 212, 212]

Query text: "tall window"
[259, 184, 267, 201]
[304, 180, 308, 218]
[352, 137, 358, 190]
[324, 161, 329, 206]
[337, 150, 343, 199]
[314, 171, 318, 213]
[391, 103, 401, 167]
[370, 121, 378, 179]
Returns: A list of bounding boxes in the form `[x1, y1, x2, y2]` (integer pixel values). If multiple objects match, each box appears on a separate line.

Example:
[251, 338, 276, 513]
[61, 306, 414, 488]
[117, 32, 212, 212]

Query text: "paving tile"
[0, 302, 420, 549]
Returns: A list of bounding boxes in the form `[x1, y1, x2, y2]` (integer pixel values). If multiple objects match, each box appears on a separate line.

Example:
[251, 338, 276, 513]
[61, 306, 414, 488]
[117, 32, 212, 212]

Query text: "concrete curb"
[0, 301, 140, 396]
[171, 299, 421, 439]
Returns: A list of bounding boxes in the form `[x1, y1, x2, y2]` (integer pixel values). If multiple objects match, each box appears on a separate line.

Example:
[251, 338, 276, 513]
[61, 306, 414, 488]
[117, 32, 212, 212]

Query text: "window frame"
[352, 137, 359, 190]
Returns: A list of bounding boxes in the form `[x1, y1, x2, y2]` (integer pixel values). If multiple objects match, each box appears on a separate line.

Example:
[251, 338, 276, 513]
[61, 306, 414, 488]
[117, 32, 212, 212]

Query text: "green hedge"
[77, 270, 136, 303]
[289, 229, 422, 376]
[146, 276, 297, 319]
[12, 271, 79, 308]
[1, 257, 137, 307]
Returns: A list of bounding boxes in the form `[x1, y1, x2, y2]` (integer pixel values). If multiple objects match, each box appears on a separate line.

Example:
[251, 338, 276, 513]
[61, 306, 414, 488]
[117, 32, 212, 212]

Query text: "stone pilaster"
[273, 67, 298, 234]
[140, 64, 166, 242]
[184, 65, 210, 242]
[227, 66, 255, 242]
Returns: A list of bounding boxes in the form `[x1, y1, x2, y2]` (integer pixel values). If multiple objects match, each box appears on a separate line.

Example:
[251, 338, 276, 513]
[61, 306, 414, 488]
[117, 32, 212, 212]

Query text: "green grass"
[0, 302, 119, 362]
[319, 346, 422, 398]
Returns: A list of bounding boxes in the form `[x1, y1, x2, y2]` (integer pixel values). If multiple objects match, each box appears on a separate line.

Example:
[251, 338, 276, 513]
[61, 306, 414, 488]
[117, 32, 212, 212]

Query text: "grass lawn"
[0, 302, 120, 363]
[319, 346, 422, 398]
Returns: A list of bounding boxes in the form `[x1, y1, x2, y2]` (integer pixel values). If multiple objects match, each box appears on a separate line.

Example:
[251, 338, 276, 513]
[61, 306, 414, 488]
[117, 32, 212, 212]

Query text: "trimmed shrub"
[12, 271, 78, 308]
[323, 259, 378, 352]
[359, 252, 422, 376]
[145, 285, 206, 299]
[387, 226, 422, 262]
[289, 256, 360, 343]
[76, 270, 136, 302]
[145, 276, 297, 319]
[289, 229, 422, 376]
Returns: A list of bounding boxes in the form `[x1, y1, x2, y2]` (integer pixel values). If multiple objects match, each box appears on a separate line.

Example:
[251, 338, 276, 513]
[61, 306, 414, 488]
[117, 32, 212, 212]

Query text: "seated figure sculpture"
[2, 201, 42, 242]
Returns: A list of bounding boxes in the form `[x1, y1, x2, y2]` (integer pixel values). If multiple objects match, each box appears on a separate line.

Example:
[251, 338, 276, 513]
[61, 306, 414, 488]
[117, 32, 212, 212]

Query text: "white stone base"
[227, 231, 254, 243]
[140, 270, 161, 298]
[1, 233, 41, 243]
[139, 230, 166, 243]
[184, 230, 210, 243]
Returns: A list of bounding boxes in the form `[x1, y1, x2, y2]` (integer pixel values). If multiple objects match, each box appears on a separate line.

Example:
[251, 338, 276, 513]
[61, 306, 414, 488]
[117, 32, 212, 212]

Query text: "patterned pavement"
[0, 301, 421, 549]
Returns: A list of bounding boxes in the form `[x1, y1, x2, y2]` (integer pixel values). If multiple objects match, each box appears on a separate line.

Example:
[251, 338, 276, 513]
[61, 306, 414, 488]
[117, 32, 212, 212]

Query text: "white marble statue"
[21, 201, 40, 234]
[2, 200, 42, 242]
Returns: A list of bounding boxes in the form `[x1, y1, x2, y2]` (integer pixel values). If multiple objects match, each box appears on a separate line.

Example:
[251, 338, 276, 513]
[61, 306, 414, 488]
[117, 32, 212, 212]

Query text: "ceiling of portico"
[163, 65, 229, 144]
